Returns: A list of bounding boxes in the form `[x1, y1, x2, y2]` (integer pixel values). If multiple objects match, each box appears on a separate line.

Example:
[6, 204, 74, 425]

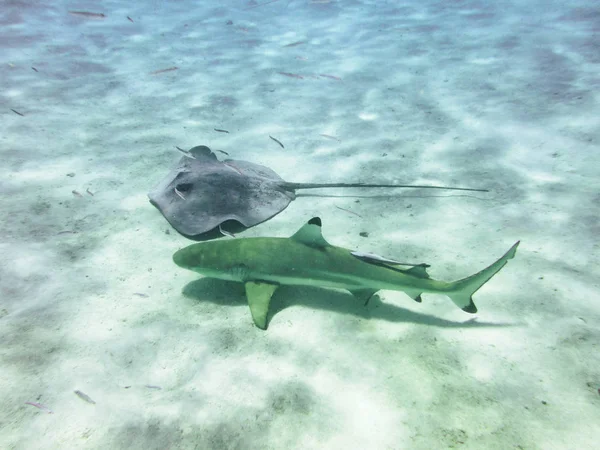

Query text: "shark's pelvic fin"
[449, 241, 520, 313]
[350, 288, 378, 305]
[245, 281, 279, 329]
[290, 217, 330, 248]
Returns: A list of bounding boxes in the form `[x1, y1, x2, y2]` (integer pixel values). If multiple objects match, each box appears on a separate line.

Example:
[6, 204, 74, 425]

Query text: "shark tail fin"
[448, 241, 520, 313]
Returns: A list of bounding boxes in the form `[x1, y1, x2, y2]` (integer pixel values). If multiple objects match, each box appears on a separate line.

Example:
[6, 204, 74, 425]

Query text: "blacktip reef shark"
[173, 217, 519, 329]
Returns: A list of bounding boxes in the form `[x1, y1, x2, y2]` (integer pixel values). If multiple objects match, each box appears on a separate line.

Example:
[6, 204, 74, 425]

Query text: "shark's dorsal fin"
[245, 281, 278, 329]
[290, 217, 330, 248]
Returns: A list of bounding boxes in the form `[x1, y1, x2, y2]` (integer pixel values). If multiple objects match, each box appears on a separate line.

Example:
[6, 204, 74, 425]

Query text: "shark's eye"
[176, 183, 192, 193]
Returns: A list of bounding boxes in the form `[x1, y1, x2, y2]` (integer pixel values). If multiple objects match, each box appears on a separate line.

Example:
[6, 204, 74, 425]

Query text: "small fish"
[86, 188, 94, 196]
[57, 230, 77, 235]
[127, 16, 134, 23]
[219, 224, 236, 239]
[149, 67, 178, 75]
[214, 128, 229, 133]
[133, 292, 149, 298]
[278, 72, 303, 79]
[319, 73, 342, 81]
[175, 145, 191, 156]
[320, 133, 340, 142]
[223, 162, 243, 175]
[334, 205, 362, 218]
[74, 390, 96, 404]
[25, 402, 53, 414]
[144, 385, 162, 390]
[215, 149, 229, 156]
[269, 135, 285, 149]
[68, 11, 106, 18]
[243, 0, 280, 10]
[31, 67, 38, 72]
[72, 190, 83, 197]
[10, 109, 24, 116]
[350, 251, 428, 267]
[174, 187, 186, 200]
[175, 146, 197, 159]
[283, 40, 306, 48]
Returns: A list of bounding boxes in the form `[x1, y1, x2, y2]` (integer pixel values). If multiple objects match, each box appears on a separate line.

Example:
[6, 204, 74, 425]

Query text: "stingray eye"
[176, 183, 192, 193]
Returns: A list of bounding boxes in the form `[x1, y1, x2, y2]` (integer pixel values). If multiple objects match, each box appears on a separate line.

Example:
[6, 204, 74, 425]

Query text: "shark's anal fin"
[404, 290, 423, 303]
[245, 281, 279, 329]
[350, 289, 379, 306]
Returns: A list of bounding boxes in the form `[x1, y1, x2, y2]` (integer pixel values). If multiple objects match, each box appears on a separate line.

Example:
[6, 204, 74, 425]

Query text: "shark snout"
[172, 247, 193, 269]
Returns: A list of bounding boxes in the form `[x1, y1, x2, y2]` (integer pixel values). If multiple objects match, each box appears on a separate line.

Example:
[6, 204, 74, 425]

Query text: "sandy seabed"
[1, 1, 599, 449]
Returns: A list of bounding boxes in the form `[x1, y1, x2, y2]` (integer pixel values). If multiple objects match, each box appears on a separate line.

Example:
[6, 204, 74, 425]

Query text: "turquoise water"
[1, 1, 599, 448]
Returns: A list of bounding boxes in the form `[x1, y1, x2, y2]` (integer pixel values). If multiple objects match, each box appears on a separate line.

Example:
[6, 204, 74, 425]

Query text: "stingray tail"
[284, 182, 488, 193]
[447, 241, 520, 313]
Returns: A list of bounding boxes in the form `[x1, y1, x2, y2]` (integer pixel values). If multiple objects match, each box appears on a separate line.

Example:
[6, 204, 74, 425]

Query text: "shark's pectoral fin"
[245, 281, 279, 329]
[350, 288, 379, 306]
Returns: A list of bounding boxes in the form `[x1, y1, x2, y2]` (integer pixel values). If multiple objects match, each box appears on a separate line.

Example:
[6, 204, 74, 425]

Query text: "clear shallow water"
[1, 1, 599, 448]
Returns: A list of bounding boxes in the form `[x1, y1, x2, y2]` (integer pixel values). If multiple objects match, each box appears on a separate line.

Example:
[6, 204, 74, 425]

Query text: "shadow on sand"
[182, 278, 518, 329]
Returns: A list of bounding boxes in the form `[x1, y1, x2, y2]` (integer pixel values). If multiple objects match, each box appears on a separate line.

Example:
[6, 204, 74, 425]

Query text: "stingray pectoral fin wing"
[245, 281, 279, 329]
[233, 180, 296, 227]
[149, 154, 296, 238]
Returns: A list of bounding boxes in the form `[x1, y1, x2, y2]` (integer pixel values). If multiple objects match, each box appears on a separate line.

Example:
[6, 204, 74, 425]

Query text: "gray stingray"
[148, 145, 488, 240]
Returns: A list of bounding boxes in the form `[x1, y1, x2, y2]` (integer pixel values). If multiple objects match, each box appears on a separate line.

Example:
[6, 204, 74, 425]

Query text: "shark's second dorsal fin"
[291, 217, 330, 248]
[405, 265, 431, 279]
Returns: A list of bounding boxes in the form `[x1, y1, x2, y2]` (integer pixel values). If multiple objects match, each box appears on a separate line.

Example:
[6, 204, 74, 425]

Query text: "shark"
[173, 217, 519, 329]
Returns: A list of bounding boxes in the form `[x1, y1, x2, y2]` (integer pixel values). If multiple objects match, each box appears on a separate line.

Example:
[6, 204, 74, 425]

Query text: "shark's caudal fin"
[448, 241, 520, 313]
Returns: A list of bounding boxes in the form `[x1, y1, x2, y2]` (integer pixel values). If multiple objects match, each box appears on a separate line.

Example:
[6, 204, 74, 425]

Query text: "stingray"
[148, 145, 488, 240]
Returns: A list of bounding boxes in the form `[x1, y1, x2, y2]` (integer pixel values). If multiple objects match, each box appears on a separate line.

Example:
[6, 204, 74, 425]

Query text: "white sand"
[1, 0, 599, 448]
